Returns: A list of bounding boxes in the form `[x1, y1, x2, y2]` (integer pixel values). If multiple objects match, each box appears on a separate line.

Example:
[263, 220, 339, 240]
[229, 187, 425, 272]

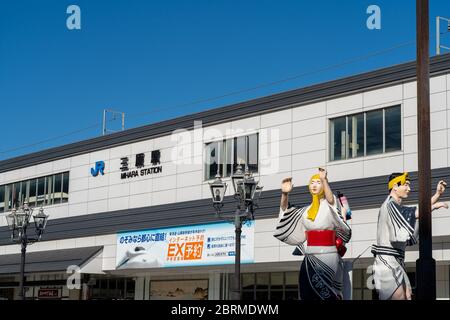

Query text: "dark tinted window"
[385, 106, 401, 152]
[366, 110, 384, 155]
[331, 116, 346, 161]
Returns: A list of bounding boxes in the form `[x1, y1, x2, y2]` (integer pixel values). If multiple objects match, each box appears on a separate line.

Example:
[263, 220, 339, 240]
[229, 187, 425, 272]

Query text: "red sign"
[38, 289, 60, 299]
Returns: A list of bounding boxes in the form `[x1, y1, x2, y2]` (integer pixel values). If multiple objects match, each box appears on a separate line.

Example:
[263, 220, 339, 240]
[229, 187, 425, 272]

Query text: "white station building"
[1, 54, 450, 300]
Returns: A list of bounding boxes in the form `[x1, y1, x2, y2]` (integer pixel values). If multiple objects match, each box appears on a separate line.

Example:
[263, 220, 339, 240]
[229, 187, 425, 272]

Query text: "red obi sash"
[305, 230, 336, 246]
[305, 230, 347, 257]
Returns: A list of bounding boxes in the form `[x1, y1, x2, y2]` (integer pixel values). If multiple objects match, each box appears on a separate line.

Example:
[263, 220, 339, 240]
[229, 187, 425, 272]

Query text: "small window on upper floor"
[329, 105, 401, 161]
[204, 133, 259, 181]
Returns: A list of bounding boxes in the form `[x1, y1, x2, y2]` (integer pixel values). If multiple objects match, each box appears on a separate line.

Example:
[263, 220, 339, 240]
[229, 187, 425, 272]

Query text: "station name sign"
[120, 149, 162, 180]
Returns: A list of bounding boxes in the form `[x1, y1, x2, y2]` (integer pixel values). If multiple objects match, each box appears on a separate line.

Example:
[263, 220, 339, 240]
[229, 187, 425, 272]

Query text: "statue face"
[309, 178, 323, 195]
[393, 180, 411, 199]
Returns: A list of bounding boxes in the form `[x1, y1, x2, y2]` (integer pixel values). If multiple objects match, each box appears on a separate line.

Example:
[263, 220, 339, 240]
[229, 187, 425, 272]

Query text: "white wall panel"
[293, 101, 326, 121]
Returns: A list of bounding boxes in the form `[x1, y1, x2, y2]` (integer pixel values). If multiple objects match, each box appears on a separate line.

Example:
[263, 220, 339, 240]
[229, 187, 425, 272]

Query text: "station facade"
[1, 54, 450, 300]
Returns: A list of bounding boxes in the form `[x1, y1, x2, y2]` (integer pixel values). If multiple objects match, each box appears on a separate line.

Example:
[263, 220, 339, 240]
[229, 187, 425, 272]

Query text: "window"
[330, 116, 347, 161]
[205, 133, 259, 180]
[352, 269, 377, 300]
[329, 105, 401, 161]
[36, 177, 46, 207]
[239, 271, 299, 300]
[62, 172, 69, 203]
[29, 179, 37, 207]
[4, 185, 11, 211]
[385, 106, 401, 152]
[12, 183, 20, 208]
[205, 141, 219, 180]
[0, 171, 70, 212]
[366, 110, 383, 156]
[53, 174, 62, 205]
[0, 185, 4, 213]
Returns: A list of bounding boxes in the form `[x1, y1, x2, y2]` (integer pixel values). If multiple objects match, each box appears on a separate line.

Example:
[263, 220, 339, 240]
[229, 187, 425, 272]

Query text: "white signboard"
[116, 221, 254, 269]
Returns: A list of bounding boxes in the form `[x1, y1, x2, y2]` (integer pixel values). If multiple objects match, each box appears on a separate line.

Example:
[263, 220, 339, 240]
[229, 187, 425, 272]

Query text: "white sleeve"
[386, 201, 418, 246]
[273, 206, 306, 246]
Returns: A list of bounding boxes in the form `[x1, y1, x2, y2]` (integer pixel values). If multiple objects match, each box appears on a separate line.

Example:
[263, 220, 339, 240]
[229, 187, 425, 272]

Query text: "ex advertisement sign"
[116, 221, 254, 269]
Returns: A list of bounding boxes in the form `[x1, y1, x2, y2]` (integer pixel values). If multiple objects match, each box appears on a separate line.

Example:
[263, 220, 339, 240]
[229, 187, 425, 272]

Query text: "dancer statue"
[371, 172, 447, 300]
[274, 168, 351, 300]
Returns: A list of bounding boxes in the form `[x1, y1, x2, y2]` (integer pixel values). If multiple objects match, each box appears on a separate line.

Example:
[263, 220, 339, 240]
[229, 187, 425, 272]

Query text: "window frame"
[328, 105, 402, 162]
[0, 171, 70, 212]
[239, 271, 299, 300]
[204, 133, 259, 181]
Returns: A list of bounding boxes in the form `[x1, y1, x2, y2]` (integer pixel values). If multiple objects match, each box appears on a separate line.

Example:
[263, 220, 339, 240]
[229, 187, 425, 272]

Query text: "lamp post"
[6, 203, 49, 300]
[209, 164, 263, 300]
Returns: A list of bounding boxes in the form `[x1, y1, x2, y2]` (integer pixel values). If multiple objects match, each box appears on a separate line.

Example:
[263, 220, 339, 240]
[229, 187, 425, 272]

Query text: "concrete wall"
[1, 73, 450, 299]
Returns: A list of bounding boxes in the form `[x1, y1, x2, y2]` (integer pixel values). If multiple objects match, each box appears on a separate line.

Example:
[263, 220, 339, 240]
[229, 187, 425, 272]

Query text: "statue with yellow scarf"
[273, 168, 352, 300]
[371, 172, 448, 300]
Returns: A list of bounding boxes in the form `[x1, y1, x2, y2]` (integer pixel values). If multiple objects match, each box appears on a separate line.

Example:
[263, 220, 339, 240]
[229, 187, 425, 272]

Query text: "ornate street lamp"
[253, 185, 263, 206]
[33, 207, 49, 236]
[231, 164, 245, 196]
[209, 165, 262, 300]
[242, 169, 258, 202]
[209, 173, 227, 214]
[6, 203, 49, 300]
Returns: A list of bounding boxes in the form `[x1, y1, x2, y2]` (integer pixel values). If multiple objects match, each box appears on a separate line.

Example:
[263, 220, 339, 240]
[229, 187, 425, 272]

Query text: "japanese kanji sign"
[115, 221, 254, 269]
[120, 149, 162, 180]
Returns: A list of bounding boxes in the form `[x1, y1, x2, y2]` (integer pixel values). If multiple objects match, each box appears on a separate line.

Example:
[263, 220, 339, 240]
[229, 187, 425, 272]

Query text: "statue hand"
[318, 167, 327, 181]
[436, 180, 447, 195]
[281, 177, 293, 194]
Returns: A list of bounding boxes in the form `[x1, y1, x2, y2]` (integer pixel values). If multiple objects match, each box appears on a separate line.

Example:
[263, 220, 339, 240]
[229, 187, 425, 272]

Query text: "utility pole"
[415, 0, 436, 300]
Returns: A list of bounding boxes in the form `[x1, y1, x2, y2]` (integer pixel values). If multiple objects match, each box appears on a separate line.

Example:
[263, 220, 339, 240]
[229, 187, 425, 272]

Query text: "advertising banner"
[116, 221, 254, 269]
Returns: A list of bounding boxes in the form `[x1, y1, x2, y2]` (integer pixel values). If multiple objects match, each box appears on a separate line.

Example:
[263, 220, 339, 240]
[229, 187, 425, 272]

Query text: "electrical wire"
[0, 39, 419, 158]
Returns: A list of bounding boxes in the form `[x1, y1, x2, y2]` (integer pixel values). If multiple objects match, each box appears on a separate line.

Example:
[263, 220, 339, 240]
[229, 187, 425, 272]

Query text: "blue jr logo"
[91, 161, 105, 177]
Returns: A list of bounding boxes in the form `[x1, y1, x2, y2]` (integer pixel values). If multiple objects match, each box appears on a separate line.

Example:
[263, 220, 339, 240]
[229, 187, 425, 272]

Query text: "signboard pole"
[231, 212, 242, 300]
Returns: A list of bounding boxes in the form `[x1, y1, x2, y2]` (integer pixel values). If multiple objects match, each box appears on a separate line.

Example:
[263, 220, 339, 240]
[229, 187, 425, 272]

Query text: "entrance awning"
[0, 246, 103, 275]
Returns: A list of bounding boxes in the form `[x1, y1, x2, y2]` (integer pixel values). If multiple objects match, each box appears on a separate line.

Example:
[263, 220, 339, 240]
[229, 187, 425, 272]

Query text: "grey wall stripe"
[1, 53, 450, 173]
[1, 167, 449, 246]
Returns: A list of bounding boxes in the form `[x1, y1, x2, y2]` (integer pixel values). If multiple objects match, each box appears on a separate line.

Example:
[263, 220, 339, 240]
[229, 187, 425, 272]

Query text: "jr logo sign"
[91, 161, 105, 177]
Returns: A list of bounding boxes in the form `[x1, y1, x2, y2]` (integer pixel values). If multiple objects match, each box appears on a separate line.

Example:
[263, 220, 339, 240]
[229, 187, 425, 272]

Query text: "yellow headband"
[388, 172, 409, 190]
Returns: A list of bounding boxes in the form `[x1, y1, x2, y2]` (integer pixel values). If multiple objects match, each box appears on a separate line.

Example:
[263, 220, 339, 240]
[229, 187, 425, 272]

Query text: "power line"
[0, 123, 101, 156]
[125, 40, 416, 122]
[0, 39, 417, 158]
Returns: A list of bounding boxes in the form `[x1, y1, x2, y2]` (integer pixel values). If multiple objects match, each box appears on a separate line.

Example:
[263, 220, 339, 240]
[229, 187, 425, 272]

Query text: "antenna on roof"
[102, 109, 125, 136]
[436, 16, 450, 55]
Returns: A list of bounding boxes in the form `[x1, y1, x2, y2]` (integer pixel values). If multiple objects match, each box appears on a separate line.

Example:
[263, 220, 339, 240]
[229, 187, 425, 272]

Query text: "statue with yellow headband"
[371, 172, 448, 300]
[273, 168, 352, 300]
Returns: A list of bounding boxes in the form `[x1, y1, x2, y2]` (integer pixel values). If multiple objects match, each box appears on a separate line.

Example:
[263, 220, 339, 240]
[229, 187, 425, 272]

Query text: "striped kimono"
[371, 196, 418, 300]
[274, 196, 352, 300]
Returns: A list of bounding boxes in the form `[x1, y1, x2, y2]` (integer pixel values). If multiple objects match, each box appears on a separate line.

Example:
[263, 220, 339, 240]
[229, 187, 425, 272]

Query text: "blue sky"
[1, 0, 449, 160]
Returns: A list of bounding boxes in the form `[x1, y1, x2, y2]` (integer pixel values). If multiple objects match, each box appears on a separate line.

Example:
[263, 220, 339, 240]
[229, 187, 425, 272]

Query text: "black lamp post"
[6, 203, 49, 300]
[209, 164, 263, 300]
